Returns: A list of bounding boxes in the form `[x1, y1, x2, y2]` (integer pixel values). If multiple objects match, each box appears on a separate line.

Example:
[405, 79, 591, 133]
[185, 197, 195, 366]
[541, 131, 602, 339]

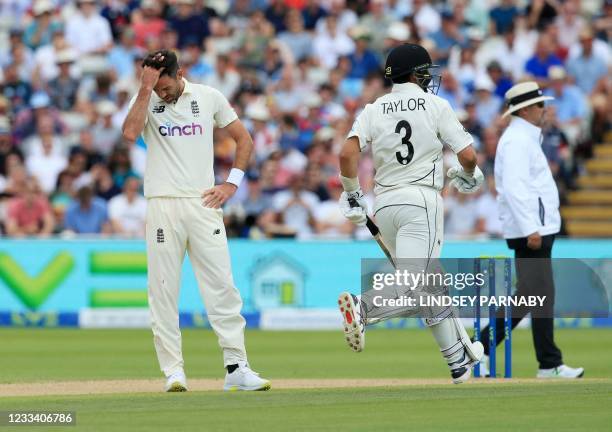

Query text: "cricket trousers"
[375, 186, 444, 260]
[365, 186, 445, 321]
[479, 235, 563, 369]
[146, 197, 247, 377]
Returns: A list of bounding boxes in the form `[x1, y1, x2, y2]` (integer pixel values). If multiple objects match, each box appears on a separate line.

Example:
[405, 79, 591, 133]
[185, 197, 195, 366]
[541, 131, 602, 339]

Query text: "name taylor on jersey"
[381, 98, 426, 114]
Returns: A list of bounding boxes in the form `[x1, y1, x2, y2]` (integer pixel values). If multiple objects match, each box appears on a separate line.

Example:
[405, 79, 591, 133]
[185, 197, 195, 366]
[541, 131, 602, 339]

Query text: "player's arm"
[456, 145, 477, 174]
[202, 119, 253, 209]
[338, 137, 367, 226]
[121, 63, 164, 142]
[438, 101, 484, 194]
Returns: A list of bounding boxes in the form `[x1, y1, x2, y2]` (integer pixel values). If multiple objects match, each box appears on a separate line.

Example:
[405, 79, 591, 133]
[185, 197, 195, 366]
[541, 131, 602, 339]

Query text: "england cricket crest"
[191, 100, 200, 117]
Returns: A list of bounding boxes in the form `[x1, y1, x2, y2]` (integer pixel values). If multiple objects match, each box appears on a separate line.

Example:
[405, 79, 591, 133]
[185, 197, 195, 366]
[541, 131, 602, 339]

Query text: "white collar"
[391, 82, 424, 93]
[510, 116, 542, 143]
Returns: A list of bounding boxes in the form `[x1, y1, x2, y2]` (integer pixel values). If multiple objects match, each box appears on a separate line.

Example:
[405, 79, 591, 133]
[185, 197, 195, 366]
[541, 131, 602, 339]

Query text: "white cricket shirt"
[495, 116, 561, 239]
[348, 82, 472, 212]
[131, 79, 238, 198]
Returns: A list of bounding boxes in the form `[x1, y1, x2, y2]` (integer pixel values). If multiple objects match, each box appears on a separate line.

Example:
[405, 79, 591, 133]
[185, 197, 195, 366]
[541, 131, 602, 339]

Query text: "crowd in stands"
[0, 0, 609, 239]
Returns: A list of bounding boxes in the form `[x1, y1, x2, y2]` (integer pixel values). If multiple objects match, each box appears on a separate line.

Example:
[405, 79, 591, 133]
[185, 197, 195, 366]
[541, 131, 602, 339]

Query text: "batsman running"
[337, 43, 485, 384]
[122, 50, 270, 392]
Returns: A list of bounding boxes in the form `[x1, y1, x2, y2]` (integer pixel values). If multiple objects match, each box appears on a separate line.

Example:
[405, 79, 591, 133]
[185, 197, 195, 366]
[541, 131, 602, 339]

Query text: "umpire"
[478, 82, 584, 378]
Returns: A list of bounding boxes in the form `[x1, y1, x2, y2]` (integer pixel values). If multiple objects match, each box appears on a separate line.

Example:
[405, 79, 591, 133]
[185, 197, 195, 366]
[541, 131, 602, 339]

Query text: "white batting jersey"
[130, 78, 238, 198]
[348, 82, 472, 211]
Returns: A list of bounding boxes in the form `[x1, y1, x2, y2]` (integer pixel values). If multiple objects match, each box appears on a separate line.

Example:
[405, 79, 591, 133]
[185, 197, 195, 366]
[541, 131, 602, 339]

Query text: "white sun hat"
[502, 81, 554, 118]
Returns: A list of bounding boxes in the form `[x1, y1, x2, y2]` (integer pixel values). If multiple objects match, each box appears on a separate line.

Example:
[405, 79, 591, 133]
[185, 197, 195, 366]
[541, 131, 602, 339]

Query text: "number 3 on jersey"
[395, 120, 414, 165]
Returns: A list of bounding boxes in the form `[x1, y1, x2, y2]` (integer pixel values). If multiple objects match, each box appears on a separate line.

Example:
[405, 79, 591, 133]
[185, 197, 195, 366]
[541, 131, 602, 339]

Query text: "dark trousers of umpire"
[479, 234, 563, 369]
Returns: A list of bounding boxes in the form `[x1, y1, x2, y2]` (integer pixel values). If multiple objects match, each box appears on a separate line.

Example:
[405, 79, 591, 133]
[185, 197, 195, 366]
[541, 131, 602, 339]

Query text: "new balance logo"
[157, 228, 165, 243]
[152, 105, 165, 114]
[213, 229, 221, 235]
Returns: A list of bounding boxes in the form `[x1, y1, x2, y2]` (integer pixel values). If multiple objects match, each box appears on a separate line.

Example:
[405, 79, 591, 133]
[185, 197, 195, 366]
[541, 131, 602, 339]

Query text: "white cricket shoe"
[450, 341, 484, 384]
[537, 364, 584, 379]
[164, 371, 188, 392]
[338, 292, 365, 352]
[223, 361, 271, 391]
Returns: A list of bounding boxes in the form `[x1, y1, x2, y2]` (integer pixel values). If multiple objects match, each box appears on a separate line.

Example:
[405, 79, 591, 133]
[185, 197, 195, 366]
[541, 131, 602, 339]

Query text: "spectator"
[92, 163, 121, 201]
[131, 0, 166, 49]
[302, 0, 327, 31]
[448, 45, 479, 93]
[489, 0, 520, 35]
[25, 116, 67, 194]
[429, 10, 468, 66]
[1, 62, 32, 116]
[359, 0, 394, 53]
[32, 28, 75, 84]
[304, 163, 330, 201]
[92, 101, 122, 156]
[475, 176, 503, 237]
[108, 176, 146, 237]
[49, 170, 76, 230]
[437, 70, 468, 111]
[272, 173, 319, 239]
[246, 103, 278, 162]
[169, 0, 210, 49]
[461, 100, 484, 147]
[444, 191, 478, 238]
[476, 23, 532, 81]
[13, 92, 66, 144]
[64, 185, 110, 234]
[65, 0, 113, 55]
[204, 54, 240, 101]
[313, 13, 355, 69]
[72, 130, 104, 170]
[487, 61, 514, 99]
[0, 116, 20, 183]
[473, 75, 502, 127]
[543, 66, 588, 147]
[5, 179, 54, 237]
[524, 34, 562, 81]
[181, 39, 213, 83]
[316, 0, 358, 36]
[412, 0, 441, 36]
[278, 9, 313, 63]
[100, 0, 137, 39]
[566, 28, 609, 95]
[271, 68, 303, 114]
[23, 0, 62, 50]
[554, 0, 585, 49]
[313, 176, 353, 238]
[346, 27, 380, 80]
[265, 0, 289, 34]
[107, 28, 142, 81]
[108, 146, 137, 189]
[4, 160, 28, 197]
[47, 49, 80, 111]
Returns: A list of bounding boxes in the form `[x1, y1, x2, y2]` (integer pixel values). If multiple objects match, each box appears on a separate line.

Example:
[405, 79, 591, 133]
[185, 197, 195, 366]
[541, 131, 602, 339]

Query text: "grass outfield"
[0, 328, 610, 431]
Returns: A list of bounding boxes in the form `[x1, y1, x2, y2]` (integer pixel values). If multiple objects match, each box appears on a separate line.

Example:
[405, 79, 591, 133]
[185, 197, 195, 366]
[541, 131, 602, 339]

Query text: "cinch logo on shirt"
[158, 122, 203, 137]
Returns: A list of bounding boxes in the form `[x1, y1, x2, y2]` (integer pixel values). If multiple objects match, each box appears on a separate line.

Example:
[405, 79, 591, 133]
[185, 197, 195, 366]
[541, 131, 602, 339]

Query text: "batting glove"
[339, 190, 368, 226]
[446, 165, 484, 194]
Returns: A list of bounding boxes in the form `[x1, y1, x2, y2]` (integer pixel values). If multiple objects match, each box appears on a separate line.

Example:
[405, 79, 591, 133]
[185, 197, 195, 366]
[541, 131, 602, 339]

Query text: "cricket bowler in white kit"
[122, 50, 270, 392]
[337, 44, 486, 384]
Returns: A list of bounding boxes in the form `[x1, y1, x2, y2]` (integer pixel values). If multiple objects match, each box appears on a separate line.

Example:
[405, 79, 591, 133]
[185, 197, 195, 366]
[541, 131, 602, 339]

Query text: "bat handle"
[348, 196, 359, 208]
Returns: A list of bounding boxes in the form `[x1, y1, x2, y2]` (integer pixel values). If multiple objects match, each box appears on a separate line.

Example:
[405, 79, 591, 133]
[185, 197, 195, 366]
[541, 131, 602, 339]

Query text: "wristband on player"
[226, 168, 245, 187]
[339, 175, 360, 193]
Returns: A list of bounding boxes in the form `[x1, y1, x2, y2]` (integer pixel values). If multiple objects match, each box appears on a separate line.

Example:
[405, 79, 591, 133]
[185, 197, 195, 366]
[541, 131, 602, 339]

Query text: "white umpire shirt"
[495, 116, 561, 239]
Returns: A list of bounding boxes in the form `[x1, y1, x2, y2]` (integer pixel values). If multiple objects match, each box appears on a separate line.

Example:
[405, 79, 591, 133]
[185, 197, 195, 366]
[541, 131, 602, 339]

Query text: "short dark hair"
[142, 50, 180, 78]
